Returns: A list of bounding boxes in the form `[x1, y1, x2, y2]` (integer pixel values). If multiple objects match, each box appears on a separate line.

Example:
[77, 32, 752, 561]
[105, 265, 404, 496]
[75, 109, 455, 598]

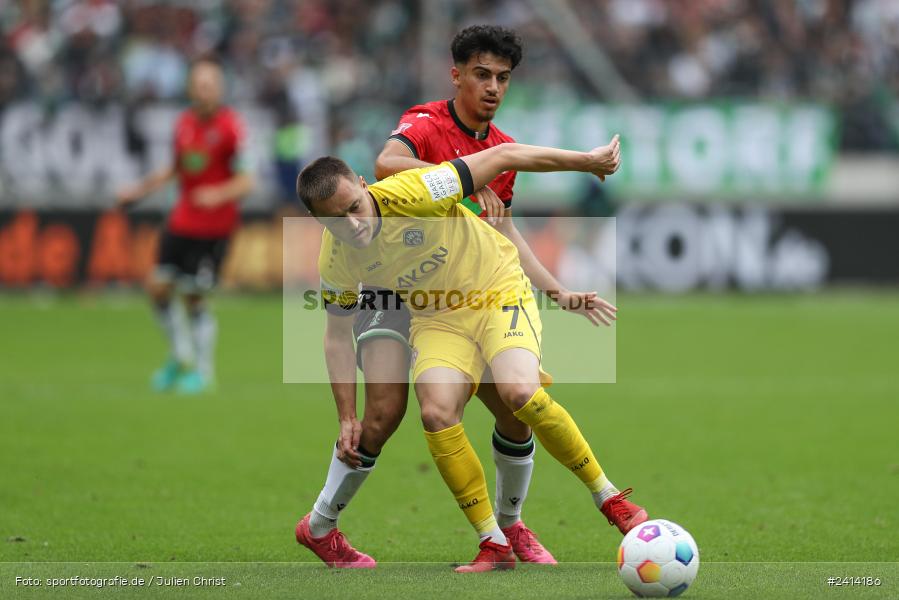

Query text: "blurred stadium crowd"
[2, 0, 898, 152]
[1, 0, 898, 291]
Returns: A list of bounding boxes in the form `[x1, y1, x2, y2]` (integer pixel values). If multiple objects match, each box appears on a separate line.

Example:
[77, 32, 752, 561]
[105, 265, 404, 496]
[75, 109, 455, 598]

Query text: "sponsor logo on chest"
[396, 246, 449, 289]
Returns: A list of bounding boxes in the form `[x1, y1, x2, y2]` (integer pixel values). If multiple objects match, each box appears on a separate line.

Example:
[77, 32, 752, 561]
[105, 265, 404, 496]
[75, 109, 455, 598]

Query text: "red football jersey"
[167, 107, 246, 239]
[388, 99, 517, 208]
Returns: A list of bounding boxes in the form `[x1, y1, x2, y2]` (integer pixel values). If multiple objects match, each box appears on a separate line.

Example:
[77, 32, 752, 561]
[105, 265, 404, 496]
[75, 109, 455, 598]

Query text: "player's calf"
[359, 382, 408, 454]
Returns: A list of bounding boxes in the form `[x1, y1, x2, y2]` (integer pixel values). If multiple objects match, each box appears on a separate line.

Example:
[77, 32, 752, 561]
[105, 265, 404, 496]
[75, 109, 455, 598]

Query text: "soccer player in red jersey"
[117, 59, 253, 394]
[297, 27, 639, 572]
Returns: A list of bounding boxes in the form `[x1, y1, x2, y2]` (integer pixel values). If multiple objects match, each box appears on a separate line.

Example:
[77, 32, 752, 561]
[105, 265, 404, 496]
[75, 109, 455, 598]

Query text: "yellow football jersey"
[318, 161, 527, 315]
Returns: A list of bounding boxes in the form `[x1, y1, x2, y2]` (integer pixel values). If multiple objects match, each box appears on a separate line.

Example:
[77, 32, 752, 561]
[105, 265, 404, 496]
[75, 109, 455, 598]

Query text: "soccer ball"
[617, 519, 699, 597]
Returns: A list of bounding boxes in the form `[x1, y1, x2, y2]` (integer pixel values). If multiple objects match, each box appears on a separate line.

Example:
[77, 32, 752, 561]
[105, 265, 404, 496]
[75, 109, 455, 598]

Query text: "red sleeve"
[387, 107, 439, 160]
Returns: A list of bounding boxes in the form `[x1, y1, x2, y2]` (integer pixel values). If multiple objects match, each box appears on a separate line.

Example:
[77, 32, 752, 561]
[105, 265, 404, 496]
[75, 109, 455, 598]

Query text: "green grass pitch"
[1, 291, 897, 599]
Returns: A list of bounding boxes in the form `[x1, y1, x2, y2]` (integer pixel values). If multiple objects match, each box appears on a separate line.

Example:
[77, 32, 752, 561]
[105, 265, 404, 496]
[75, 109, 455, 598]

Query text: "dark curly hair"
[451, 25, 523, 70]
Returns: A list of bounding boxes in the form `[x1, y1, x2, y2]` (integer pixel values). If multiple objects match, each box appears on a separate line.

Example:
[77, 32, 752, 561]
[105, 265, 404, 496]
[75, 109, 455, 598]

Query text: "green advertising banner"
[0, 95, 838, 209]
[492, 87, 838, 205]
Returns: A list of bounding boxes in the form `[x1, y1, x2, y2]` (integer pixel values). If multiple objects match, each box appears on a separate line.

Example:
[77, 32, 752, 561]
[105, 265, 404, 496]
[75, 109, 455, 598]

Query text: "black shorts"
[352, 289, 411, 371]
[155, 231, 229, 292]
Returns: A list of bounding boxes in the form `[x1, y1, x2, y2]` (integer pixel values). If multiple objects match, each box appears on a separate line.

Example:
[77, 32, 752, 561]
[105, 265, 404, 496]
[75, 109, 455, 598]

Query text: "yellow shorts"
[410, 283, 552, 390]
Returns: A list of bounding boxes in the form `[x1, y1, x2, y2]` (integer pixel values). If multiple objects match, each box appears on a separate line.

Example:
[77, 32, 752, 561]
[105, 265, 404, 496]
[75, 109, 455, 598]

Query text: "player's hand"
[556, 290, 618, 326]
[472, 186, 505, 226]
[336, 418, 363, 468]
[115, 186, 142, 209]
[193, 186, 223, 208]
[588, 134, 621, 182]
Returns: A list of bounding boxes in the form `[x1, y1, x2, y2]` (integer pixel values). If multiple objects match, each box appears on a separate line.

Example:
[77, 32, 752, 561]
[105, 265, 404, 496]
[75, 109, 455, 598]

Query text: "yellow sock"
[424, 423, 497, 537]
[514, 388, 606, 492]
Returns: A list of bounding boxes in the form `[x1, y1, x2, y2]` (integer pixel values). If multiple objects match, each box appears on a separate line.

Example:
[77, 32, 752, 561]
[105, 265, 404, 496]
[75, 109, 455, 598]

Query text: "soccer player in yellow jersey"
[295, 137, 648, 572]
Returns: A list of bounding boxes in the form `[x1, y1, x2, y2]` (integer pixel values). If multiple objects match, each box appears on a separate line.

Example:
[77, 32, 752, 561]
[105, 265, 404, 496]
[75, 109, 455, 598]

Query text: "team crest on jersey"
[403, 228, 424, 246]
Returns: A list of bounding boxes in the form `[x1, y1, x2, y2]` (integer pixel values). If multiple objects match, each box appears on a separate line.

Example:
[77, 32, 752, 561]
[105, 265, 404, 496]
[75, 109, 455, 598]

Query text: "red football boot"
[295, 513, 376, 568]
[454, 538, 516, 573]
[600, 488, 648, 534]
[501, 521, 557, 565]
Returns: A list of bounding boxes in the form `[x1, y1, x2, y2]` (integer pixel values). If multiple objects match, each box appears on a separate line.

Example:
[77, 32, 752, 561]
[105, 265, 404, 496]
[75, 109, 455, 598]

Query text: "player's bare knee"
[419, 404, 457, 433]
[498, 383, 539, 411]
[184, 294, 205, 311]
[148, 281, 172, 305]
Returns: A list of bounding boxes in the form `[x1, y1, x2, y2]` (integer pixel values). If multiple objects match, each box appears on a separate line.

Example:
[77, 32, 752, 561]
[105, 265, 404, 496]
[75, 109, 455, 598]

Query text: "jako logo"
[570, 457, 590, 472]
[458, 498, 479, 509]
[396, 246, 448, 288]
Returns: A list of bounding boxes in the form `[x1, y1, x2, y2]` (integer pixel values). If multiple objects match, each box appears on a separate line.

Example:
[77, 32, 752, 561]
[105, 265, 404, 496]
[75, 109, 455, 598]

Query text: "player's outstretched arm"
[459, 135, 621, 192]
[115, 165, 176, 208]
[323, 311, 363, 467]
[193, 173, 255, 208]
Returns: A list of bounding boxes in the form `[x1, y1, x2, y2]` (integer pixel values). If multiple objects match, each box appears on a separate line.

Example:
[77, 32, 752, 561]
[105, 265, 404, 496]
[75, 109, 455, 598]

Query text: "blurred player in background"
[297, 26, 619, 569]
[117, 59, 253, 394]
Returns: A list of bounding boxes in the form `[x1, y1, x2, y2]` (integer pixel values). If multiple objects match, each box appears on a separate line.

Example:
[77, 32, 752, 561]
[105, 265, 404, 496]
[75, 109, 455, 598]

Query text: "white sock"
[154, 301, 192, 364]
[591, 473, 620, 508]
[477, 519, 509, 547]
[492, 429, 535, 529]
[309, 443, 377, 538]
[308, 510, 337, 539]
[188, 304, 217, 379]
